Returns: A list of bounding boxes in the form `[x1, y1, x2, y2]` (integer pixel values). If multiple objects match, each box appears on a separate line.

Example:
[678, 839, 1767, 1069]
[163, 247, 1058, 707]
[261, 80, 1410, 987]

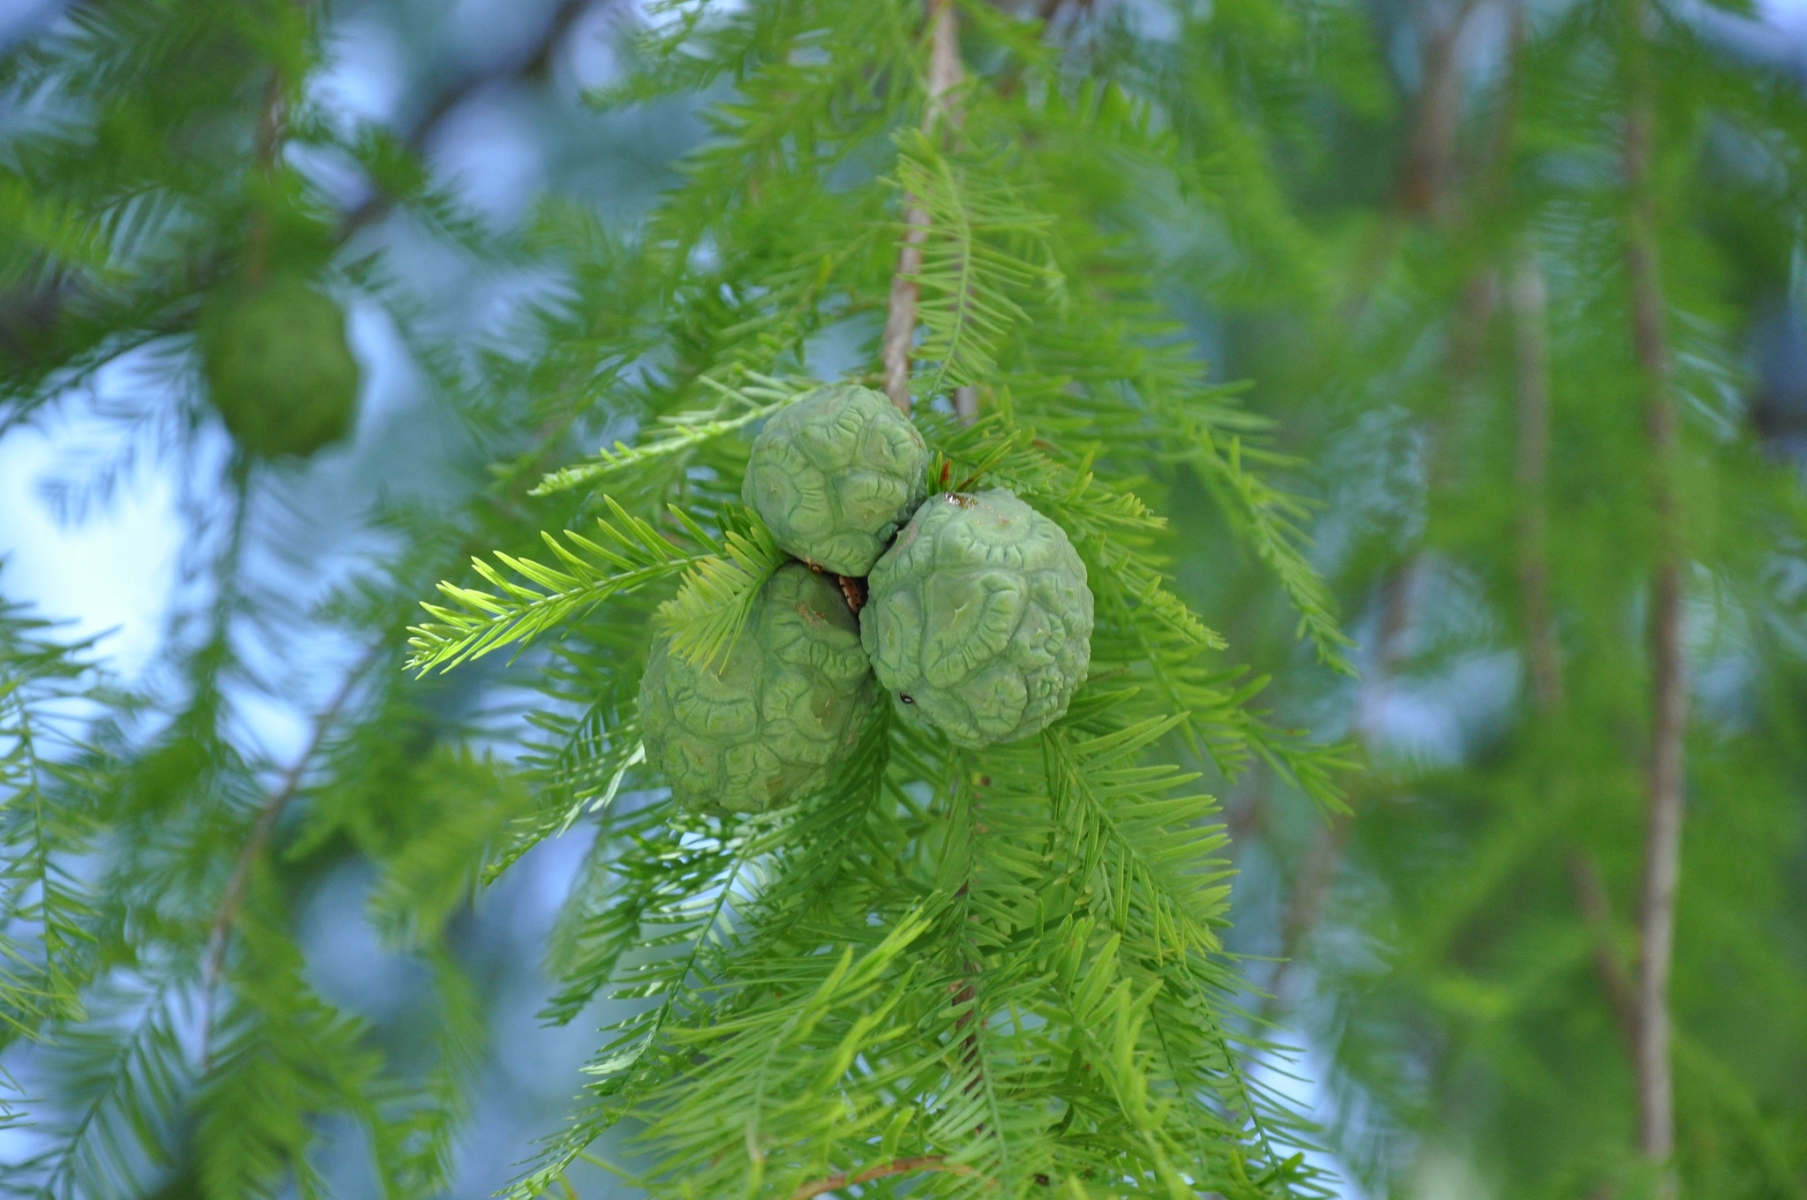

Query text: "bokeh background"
[5, 0, 1807, 1196]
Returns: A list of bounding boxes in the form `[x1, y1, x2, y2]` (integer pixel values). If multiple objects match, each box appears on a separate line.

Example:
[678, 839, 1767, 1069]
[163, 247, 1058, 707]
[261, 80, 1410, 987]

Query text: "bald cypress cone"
[639, 563, 876, 813]
[861, 488, 1093, 749]
[198, 271, 358, 458]
[742, 383, 929, 576]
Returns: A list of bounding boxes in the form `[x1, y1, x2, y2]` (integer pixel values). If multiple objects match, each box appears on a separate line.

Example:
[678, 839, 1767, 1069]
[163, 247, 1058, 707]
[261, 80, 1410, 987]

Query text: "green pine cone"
[861, 488, 1093, 749]
[742, 383, 929, 576]
[199, 272, 359, 458]
[639, 563, 876, 813]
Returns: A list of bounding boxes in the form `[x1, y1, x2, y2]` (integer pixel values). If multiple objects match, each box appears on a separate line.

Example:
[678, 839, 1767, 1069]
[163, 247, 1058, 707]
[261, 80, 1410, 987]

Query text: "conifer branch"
[30, 977, 188, 1199]
[406, 499, 704, 674]
[1623, 0, 1686, 1181]
[201, 644, 382, 1064]
[1264, 560, 1411, 1014]
[1397, 0, 1473, 220]
[653, 513, 783, 669]
[0, 614, 102, 1039]
[789, 1155, 978, 1199]
[1509, 248, 1564, 711]
[1262, 15, 1527, 997]
[1568, 852, 1640, 1065]
[529, 375, 814, 496]
[337, 0, 593, 239]
[2, 4, 1375, 1191]
[1509, 241, 1646, 1073]
[899, 149, 1059, 398]
[882, 0, 963, 414]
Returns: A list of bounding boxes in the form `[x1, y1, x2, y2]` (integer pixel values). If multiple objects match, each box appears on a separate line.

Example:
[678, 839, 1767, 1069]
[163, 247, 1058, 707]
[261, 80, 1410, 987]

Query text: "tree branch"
[1568, 851, 1639, 1064]
[1264, 560, 1414, 1014]
[1509, 225, 1652, 1090]
[337, 0, 593, 239]
[1258, 0, 1517, 1009]
[200, 643, 384, 1064]
[1337, 0, 1490, 328]
[245, 67, 287, 288]
[1262, 811, 1350, 1016]
[790, 1155, 977, 1200]
[1397, 0, 1483, 220]
[882, 0, 963, 415]
[1623, 0, 1686, 1182]
[1508, 248, 1564, 711]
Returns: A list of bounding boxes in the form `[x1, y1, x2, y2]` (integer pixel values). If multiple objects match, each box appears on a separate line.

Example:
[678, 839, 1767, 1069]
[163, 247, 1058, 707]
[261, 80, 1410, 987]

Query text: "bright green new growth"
[741, 382, 929, 576]
[198, 272, 359, 458]
[639, 562, 875, 812]
[862, 487, 1093, 749]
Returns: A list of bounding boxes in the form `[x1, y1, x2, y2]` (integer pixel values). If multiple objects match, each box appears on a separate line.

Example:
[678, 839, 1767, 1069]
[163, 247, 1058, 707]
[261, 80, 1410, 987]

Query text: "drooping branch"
[1508, 249, 1564, 711]
[1623, 0, 1686, 1182]
[1569, 852, 1640, 1063]
[790, 1155, 978, 1200]
[1334, 0, 1490, 325]
[1256, 0, 1522, 1007]
[338, 0, 594, 239]
[1262, 811, 1350, 1015]
[881, 0, 963, 415]
[1263, 559, 1413, 1014]
[200, 643, 384, 1063]
[1262, 41, 1503, 991]
[1506, 240, 1650, 1068]
[1398, 0, 1481, 220]
[244, 68, 287, 288]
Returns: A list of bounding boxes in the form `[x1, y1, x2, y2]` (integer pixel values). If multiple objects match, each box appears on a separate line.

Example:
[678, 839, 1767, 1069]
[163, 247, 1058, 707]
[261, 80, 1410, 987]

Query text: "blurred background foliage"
[2, 0, 1806, 1197]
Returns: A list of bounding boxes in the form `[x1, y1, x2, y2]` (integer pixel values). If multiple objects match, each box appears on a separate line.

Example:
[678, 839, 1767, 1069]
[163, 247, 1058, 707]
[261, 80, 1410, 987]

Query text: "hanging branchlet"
[882, 0, 965, 414]
[1623, 0, 1687, 1186]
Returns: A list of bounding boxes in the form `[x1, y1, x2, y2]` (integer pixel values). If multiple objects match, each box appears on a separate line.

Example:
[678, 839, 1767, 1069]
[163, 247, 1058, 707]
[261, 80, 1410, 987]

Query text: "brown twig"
[790, 1155, 979, 1200]
[199, 644, 383, 1065]
[244, 69, 287, 288]
[953, 384, 978, 423]
[1508, 249, 1564, 711]
[1262, 812, 1351, 1015]
[1264, 560, 1415, 1013]
[1397, 0, 1485, 220]
[881, 0, 963, 414]
[1568, 852, 1639, 1063]
[338, 0, 593, 239]
[1333, 0, 1489, 327]
[1623, 0, 1686, 1183]
[1508, 208, 1649, 1085]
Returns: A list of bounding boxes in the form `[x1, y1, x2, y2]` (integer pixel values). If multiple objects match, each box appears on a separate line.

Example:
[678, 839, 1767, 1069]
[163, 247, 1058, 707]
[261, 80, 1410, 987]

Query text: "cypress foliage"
[402, 3, 1352, 1193]
[5, 0, 1807, 1197]
[1141, 0, 1807, 1194]
[3, 1, 1350, 1196]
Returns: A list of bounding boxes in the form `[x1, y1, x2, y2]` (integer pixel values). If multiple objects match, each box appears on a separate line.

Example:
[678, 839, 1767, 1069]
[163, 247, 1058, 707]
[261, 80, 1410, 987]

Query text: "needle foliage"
[402, 2, 1350, 1193]
[7, 0, 1807, 1197]
[2, 0, 1348, 1197]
